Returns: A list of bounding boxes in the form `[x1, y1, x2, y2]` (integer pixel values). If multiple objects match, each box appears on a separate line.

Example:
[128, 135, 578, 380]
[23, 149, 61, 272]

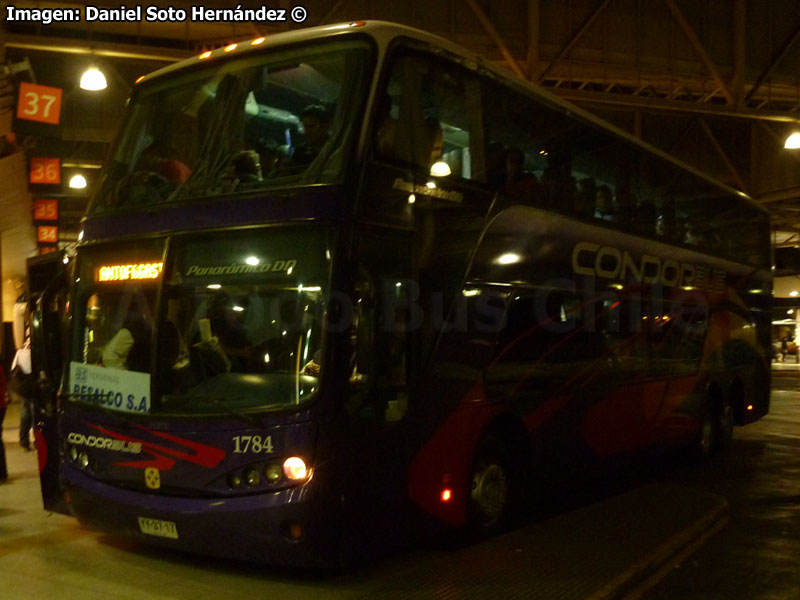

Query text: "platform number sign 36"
[29, 158, 61, 184]
[16, 82, 63, 125]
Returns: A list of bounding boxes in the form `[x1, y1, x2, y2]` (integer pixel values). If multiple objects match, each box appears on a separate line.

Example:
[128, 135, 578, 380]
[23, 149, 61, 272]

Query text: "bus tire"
[694, 391, 732, 459]
[715, 396, 734, 453]
[694, 402, 715, 460]
[465, 435, 514, 537]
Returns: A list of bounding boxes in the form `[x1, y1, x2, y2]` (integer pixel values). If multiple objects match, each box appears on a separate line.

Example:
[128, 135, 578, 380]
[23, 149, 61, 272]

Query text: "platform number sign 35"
[34, 199, 58, 221]
[17, 82, 63, 125]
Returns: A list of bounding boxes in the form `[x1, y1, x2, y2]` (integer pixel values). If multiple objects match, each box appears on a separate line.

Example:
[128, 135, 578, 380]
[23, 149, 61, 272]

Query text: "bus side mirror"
[27, 252, 69, 391]
[354, 299, 372, 377]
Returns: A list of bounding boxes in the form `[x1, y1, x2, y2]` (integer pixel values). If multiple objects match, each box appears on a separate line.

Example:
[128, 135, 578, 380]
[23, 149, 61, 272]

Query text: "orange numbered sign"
[30, 158, 61, 184]
[17, 82, 63, 125]
[37, 225, 58, 244]
[34, 198, 59, 221]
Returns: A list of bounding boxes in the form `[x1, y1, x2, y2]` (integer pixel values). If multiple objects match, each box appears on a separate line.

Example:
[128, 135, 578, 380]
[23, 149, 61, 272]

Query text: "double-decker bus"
[31, 21, 771, 567]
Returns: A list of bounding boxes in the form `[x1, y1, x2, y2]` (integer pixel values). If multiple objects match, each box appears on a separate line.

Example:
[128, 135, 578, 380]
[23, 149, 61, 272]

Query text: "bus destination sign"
[96, 262, 163, 282]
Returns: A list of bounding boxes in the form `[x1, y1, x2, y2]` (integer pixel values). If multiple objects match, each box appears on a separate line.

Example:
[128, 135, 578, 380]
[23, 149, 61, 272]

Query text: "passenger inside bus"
[102, 314, 152, 372]
[229, 149, 263, 185]
[375, 93, 398, 158]
[136, 125, 193, 185]
[502, 147, 543, 202]
[541, 154, 577, 210]
[594, 185, 616, 221]
[486, 141, 507, 189]
[575, 177, 597, 218]
[292, 104, 331, 165]
[158, 320, 192, 389]
[425, 116, 444, 165]
[254, 137, 279, 177]
[202, 292, 266, 371]
[84, 294, 109, 365]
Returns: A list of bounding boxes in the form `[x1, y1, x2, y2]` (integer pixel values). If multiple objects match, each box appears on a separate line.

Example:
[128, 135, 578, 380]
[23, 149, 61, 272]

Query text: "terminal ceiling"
[4, 0, 800, 267]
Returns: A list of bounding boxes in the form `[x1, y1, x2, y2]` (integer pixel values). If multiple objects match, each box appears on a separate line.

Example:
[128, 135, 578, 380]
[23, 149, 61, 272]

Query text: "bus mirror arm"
[354, 314, 372, 377]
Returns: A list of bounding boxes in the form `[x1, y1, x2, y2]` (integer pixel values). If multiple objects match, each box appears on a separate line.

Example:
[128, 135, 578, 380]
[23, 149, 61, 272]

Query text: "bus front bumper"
[61, 465, 349, 567]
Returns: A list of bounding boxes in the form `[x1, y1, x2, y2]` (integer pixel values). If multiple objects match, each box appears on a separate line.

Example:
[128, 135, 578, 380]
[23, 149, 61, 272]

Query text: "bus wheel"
[695, 394, 732, 459]
[715, 397, 734, 452]
[695, 406, 715, 459]
[466, 436, 512, 536]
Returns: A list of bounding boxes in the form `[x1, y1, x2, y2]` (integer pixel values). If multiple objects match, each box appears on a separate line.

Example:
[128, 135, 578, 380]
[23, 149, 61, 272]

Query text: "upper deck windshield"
[90, 38, 371, 214]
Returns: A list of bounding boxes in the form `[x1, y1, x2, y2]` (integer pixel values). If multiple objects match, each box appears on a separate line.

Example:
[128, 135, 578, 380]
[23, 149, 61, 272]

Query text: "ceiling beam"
[526, 0, 540, 80]
[744, 22, 800, 105]
[663, 0, 734, 104]
[556, 87, 800, 122]
[697, 117, 748, 193]
[757, 186, 800, 204]
[5, 33, 191, 62]
[465, 0, 525, 79]
[538, 0, 613, 83]
[732, 0, 746, 108]
[319, 0, 348, 26]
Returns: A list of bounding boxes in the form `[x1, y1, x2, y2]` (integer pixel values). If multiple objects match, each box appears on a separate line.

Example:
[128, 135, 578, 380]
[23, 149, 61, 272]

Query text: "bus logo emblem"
[145, 467, 161, 489]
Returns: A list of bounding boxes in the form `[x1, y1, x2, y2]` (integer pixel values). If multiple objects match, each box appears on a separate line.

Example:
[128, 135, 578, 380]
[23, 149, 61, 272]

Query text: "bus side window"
[374, 52, 483, 182]
[650, 299, 707, 377]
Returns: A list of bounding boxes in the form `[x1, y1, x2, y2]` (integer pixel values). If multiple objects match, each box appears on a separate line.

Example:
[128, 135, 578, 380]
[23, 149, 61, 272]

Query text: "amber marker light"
[747, 405, 754, 411]
[224, 43, 238, 53]
[135, 75, 146, 84]
[441, 489, 452, 502]
[199, 50, 212, 60]
[251, 37, 266, 46]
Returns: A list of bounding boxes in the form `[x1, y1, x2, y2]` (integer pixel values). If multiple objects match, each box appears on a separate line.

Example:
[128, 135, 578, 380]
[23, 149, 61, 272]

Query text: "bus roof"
[135, 20, 460, 84]
[134, 20, 767, 216]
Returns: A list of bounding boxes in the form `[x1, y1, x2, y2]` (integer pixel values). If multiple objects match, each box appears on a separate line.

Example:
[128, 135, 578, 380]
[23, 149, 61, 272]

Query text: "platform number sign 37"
[16, 82, 63, 125]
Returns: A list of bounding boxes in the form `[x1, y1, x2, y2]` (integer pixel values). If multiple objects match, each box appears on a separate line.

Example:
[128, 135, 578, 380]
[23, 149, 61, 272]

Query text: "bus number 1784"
[232, 435, 274, 454]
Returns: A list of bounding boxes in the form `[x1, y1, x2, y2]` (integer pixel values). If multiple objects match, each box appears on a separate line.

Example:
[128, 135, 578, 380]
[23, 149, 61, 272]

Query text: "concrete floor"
[0, 387, 748, 600]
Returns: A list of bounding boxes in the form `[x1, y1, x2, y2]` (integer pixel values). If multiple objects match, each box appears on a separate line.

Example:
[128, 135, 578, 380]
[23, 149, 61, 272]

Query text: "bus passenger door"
[27, 252, 71, 515]
[343, 230, 418, 538]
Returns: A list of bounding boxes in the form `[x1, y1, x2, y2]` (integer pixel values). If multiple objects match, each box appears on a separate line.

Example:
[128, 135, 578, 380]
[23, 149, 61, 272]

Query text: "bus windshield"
[90, 38, 371, 214]
[68, 229, 332, 416]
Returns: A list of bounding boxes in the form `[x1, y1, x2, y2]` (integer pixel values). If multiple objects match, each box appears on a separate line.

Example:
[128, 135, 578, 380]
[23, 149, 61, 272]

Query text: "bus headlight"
[264, 463, 282, 484]
[78, 451, 90, 469]
[243, 467, 260, 486]
[283, 457, 308, 481]
[69, 445, 79, 461]
[228, 473, 243, 488]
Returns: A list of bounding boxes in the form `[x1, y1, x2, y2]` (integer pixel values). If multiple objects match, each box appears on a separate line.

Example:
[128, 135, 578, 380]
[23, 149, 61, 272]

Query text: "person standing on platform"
[0, 353, 8, 480]
[11, 339, 34, 451]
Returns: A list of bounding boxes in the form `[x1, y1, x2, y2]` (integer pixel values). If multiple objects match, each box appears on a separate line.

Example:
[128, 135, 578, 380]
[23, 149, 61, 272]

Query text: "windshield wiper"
[164, 394, 261, 426]
[166, 74, 249, 204]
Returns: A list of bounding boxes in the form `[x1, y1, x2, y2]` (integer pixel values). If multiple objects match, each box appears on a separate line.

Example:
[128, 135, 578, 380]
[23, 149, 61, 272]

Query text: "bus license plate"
[138, 517, 178, 539]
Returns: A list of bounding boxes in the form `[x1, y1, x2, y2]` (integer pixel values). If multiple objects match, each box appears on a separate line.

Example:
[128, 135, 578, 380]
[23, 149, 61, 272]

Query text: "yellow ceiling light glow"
[785, 132, 800, 149]
[80, 67, 107, 91]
